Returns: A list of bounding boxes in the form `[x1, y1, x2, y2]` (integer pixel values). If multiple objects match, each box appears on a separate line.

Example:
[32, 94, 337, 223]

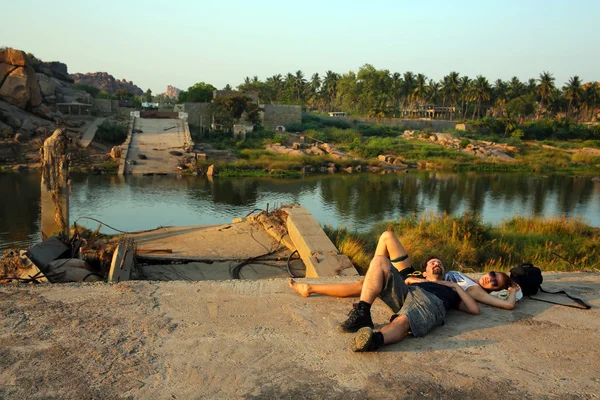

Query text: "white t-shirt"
[445, 271, 480, 291]
[445, 271, 523, 301]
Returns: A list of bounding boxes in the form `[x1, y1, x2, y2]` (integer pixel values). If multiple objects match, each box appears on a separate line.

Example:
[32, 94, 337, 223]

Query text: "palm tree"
[493, 79, 509, 117]
[508, 77, 524, 100]
[390, 72, 403, 117]
[537, 71, 555, 119]
[563, 75, 584, 119]
[427, 80, 441, 119]
[581, 82, 600, 122]
[471, 75, 492, 119]
[322, 70, 339, 111]
[294, 70, 306, 104]
[402, 71, 416, 117]
[442, 71, 461, 120]
[412, 74, 428, 116]
[525, 78, 537, 95]
[308, 73, 321, 110]
[459, 76, 471, 120]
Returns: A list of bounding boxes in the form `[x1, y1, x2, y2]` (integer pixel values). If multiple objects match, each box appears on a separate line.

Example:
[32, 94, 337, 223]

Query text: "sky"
[1, 0, 599, 94]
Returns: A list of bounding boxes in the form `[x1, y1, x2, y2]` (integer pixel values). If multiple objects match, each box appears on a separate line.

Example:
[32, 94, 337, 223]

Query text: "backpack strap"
[528, 287, 592, 310]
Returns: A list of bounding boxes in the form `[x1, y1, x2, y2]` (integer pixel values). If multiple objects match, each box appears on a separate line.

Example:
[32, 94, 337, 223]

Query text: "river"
[1, 172, 599, 249]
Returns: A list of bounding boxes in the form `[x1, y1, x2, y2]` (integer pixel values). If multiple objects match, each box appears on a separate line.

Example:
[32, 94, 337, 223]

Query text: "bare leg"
[379, 314, 411, 344]
[374, 231, 412, 272]
[359, 255, 391, 304]
[288, 279, 363, 297]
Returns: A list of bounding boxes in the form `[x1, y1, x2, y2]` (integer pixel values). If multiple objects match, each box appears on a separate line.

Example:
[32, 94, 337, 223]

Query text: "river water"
[1, 172, 599, 250]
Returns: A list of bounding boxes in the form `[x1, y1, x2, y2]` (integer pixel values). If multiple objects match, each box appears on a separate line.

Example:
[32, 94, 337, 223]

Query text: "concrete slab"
[77, 117, 105, 148]
[1, 272, 599, 399]
[107, 239, 134, 283]
[124, 118, 189, 175]
[129, 221, 291, 261]
[285, 205, 357, 277]
[25, 236, 69, 270]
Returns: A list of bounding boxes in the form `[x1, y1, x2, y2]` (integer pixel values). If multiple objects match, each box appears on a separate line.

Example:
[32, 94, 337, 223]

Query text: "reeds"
[325, 212, 600, 273]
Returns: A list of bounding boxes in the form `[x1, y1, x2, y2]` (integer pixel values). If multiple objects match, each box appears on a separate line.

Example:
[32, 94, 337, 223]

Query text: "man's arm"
[404, 276, 426, 285]
[434, 281, 479, 315]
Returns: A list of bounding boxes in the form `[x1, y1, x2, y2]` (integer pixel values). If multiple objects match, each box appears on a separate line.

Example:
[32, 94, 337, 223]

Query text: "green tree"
[493, 79, 509, 117]
[442, 71, 461, 120]
[179, 82, 217, 103]
[322, 70, 340, 111]
[537, 71, 555, 119]
[210, 94, 261, 129]
[471, 75, 492, 119]
[563, 76, 584, 119]
[581, 82, 600, 122]
[145, 89, 152, 102]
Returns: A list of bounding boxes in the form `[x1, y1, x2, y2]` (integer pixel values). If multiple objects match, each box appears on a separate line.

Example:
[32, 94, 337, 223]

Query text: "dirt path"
[1, 272, 599, 399]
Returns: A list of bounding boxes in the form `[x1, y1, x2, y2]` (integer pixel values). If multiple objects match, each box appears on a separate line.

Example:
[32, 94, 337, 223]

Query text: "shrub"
[95, 121, 127, 144]
[511, 129, 525, 139]
[459, 138, 471, 148]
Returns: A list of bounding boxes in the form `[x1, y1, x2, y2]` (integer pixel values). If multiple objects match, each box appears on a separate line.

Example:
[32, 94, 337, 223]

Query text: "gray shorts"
[379, 263, 447, 337]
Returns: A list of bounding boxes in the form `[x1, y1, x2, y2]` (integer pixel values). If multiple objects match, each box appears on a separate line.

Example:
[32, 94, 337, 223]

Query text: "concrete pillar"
[40, 129, 70, 240]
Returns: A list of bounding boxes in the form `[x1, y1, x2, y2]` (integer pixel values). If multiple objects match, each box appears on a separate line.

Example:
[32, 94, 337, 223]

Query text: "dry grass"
[326, 212, 600, 273]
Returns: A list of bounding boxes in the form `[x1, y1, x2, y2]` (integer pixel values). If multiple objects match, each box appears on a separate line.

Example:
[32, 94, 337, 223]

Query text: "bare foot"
[288, 278, 311, 297]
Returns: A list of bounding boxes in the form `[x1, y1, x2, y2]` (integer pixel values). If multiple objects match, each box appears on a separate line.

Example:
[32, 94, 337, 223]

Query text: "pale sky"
[2, 0, 598, 94]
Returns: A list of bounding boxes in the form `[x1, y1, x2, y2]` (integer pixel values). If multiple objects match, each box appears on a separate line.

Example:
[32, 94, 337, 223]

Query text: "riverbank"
[327, 212, 600, 274]
[1, 273, 599, 399]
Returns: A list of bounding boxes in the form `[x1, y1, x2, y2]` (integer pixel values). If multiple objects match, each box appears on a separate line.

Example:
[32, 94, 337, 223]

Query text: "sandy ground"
[1, 272, 599, 399]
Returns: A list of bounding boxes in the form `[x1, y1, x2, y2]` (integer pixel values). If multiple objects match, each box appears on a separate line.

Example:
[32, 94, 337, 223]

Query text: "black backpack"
[510, 263, 591, 309]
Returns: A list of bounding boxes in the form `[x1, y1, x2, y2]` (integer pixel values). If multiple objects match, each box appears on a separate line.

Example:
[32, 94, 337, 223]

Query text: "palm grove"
[227, 64, 598, 124]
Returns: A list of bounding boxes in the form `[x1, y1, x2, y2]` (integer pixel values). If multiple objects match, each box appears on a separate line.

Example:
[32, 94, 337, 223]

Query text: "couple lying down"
[288, 231, 522, 352]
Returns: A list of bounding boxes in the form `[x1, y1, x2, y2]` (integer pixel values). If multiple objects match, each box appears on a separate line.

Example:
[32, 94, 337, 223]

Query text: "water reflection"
[1, 172, 599, 249]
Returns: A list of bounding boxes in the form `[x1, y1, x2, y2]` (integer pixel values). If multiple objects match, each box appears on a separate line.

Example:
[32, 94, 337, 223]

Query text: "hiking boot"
[338, 303, 374, 333]
[351, 327, 382, 352]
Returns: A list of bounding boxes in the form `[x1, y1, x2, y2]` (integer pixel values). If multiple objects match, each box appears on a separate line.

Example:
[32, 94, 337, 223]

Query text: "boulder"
[592, 177, 600, 183]
[19, 119, 35, 133]
[110, 146, 122, 160]
[343, 166, 353, 173]
[14, 132, 28, 142]
[3, 115, 21, 129]
[0, 65, 42, 109]
[36, 73, 56, 97]
[0, 67, 29, 108]
[43, 62, 73, 82]
[0, 48, 28, 66]
[32, 104, 53, 120]
[0, 119, 12, 135]
[0, 63, 17, 84]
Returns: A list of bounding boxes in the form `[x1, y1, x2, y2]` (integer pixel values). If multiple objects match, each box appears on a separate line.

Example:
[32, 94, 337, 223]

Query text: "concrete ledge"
[285, 205, 357, 277]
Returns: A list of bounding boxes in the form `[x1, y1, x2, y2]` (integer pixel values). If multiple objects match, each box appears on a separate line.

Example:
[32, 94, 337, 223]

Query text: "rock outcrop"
[0, 49, 42, 109]
[71, 72, 143, 96]
[164, 85, 181, 99]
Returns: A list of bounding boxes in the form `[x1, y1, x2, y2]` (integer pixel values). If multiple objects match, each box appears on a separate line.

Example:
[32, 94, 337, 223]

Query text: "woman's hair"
[483, 271, 512, 292]
[497, 272, 512, 290]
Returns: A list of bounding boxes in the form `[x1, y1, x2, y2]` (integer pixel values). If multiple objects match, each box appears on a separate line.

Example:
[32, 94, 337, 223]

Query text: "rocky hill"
[164, 85, 181, 99]
[71, 72, 143, 96]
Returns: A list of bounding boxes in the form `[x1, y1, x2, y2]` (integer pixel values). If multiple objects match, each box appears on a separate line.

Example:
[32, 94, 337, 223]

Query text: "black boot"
[351, 327, 384, 352]
[338, 303, 374, 333]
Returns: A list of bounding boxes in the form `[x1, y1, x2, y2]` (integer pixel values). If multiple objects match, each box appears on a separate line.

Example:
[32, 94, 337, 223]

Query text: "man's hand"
[404, 276, 426, 285]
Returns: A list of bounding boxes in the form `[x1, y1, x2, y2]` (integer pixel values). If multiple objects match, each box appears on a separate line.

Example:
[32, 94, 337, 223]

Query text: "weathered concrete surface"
[130, 222, 289, 261]
[285, 206, 357, 278]
[124, 118, 189, 175]
[77, 117, 105, 148]
[1, 272, 599, 399]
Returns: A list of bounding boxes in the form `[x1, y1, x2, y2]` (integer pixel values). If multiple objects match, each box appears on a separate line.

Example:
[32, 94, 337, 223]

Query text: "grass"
[324, 212, 600, 274]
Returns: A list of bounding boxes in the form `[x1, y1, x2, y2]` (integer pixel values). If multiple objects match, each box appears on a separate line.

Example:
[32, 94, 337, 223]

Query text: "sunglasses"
[489, 271, 501, 287]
